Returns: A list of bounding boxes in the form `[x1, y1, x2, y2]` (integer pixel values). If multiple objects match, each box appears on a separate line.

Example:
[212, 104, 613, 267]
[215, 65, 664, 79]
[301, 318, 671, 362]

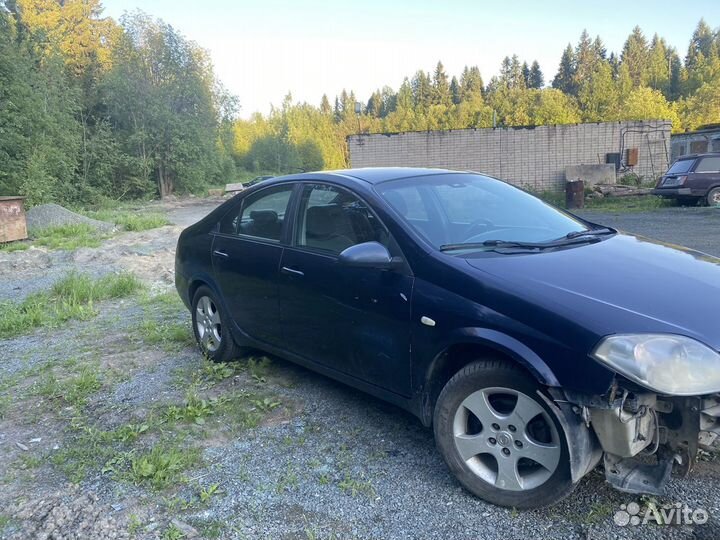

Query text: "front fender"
[449, 327, 562, 387]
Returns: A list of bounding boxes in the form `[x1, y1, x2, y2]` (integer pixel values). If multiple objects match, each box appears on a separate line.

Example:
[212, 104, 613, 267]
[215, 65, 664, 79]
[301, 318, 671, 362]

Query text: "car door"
[211, 183, 295, 345]
[278, 182, 414, 396]
[692, 155, 720, 192]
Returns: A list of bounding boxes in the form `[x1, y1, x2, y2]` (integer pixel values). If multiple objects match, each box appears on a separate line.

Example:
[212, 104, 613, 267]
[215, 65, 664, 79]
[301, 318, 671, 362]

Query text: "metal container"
[565, 180, 585, 209]
[0, 196, 28, 243]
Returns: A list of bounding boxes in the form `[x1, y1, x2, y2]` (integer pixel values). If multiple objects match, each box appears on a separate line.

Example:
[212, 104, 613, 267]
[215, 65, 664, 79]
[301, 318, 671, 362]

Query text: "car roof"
[676, 152, 720, 160]
[269, 167, 468, 185]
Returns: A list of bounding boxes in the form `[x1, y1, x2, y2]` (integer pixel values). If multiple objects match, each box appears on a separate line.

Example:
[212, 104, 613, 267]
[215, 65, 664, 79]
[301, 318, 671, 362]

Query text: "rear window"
[696, 156, 720, 173]
[666, 159, 695, 175]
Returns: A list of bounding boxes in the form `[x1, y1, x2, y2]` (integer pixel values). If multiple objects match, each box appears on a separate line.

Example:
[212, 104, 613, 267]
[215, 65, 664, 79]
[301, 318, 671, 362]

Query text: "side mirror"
[338, 241, 402, 269]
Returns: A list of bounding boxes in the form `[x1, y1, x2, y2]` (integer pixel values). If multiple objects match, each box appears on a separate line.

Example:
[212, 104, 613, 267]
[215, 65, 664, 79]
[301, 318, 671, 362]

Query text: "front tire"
[191, 286, 240, 362]
[433, 360, 575, 508]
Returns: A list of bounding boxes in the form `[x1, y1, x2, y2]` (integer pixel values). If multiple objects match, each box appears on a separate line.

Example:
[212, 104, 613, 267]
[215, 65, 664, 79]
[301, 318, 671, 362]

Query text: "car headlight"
[592, 334, 720, 396]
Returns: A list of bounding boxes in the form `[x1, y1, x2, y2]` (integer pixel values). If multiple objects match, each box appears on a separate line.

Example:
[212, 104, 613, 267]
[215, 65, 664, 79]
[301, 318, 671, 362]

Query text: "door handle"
[281, 266, 304, 277]
[213, 250, 229, 258]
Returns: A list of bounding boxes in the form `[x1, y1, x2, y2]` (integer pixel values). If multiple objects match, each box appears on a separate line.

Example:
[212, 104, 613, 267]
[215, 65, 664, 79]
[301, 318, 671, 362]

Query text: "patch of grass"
[129, 444, 200, 489]
[583, 194, 673, 213]
[338, 473, 376, 499]
[164, 389, 221, 425]
[137, 319, 192, 351]
[0, 241, 30, 252]
[32, 223, 109, 250]
[161, 523, 186, 540]
[198, 483, 221, 503]
[32, 364, 102, 407]
[0, 271, 142, 338]
[582, 501, 614, 525]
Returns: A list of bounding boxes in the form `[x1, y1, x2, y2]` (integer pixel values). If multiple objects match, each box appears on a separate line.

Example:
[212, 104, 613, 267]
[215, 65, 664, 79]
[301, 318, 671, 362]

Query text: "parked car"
[176, 168, 720, 508]
[653, 152, 720, 205]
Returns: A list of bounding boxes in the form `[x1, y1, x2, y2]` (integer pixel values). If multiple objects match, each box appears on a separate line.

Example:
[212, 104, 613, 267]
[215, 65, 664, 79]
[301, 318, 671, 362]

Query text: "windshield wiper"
[565, 227, 615, 239]
[440, 235, 604, 253]
[440, 240, 553, 252]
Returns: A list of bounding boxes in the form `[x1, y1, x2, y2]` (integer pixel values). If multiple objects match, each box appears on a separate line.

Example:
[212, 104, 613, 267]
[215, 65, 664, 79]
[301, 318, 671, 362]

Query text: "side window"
[219, 185, 293, 241]
[295, 184, 390, 254]
[695, 157, 720, 173]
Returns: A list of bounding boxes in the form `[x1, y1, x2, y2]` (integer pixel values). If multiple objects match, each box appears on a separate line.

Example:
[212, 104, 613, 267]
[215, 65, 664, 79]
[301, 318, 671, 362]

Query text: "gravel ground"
[577, 206, 720, 257]
[1, 199, 720, 540]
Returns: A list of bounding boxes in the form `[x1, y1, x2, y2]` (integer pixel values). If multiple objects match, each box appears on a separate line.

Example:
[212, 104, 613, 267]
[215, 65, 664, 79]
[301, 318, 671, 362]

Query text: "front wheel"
[433, 360, 575, 508]
[191, 286, 240, 362]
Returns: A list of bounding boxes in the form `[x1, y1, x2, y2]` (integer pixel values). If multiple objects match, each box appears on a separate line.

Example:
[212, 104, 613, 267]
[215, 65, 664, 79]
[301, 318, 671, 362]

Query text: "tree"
[686, 19, 716, 70]
[460, 65, 484, 102]
[0, 8, 80, 204]
[521, 61, 530, 87]
[15, 0, 119, 76]
[577, 60, 619, 122]
[621, 26, 649, 86]
[647, 34, 670, 93]
[552, 44, 576, 94]
[432, 61, 451, 106]
[618, 87, 680, 130]
[528, 61, 544, 89]
[680, 78, 720, 130]
[449, 76, 461, 105]
[530, 89, 581, 125]
[320, 94, 332, 115]
[103, 12, 225, 198]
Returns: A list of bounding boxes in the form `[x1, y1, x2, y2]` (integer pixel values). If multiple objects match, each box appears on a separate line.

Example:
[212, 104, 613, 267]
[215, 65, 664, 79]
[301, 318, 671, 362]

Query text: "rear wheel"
[707, 188, 720, 207]
[433, 360, 575, 508]
[191, 286, 240, 362]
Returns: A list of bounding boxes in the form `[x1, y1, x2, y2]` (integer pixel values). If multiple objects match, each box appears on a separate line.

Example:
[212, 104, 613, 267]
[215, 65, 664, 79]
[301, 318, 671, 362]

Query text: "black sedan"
[176, 168, 720, 508]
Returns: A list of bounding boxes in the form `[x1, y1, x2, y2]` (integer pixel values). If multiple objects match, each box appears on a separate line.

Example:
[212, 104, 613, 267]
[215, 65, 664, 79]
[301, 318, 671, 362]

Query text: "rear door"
[692, 155, 720, 192]
[211, 183, 295, 345]
[277, 182, 414, 396]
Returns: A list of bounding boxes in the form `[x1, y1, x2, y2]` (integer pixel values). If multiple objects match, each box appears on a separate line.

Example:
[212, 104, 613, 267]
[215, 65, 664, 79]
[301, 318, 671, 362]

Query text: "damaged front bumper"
[565, 386, 720, 495]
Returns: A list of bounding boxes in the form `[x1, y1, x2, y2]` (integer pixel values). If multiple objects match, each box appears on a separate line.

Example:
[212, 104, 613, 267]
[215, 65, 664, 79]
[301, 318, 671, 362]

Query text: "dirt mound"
[26, 203, 115, 233]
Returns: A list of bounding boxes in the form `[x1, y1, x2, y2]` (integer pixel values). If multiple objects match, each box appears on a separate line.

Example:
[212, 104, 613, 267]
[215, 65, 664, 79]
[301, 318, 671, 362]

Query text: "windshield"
[666, 159, 695, 175]
[377, 173, 589, 250]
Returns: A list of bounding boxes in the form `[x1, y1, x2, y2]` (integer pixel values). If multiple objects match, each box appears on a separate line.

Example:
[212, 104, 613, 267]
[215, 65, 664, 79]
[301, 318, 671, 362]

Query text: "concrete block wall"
[348, 121, 671, 191]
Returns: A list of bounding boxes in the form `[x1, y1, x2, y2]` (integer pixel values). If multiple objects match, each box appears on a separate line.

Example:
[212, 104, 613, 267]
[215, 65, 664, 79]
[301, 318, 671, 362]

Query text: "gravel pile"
[26, 203, 114, 233]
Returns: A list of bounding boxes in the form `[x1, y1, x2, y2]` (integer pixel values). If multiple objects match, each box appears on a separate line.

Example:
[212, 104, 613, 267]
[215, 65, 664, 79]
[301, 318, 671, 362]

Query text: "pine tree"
[450, 76, 461, 105]
[320, 94, 331, 115]
[460, 65, 484, 102]
[521, 61, 530, 88]
[647, 34, 670, 93]
[528, 60, 544, 89]
[686, 18, 716, 69]
[552, 44, 576, 94]
[432, 61, 451, 106]
[621, 26, 649, 87]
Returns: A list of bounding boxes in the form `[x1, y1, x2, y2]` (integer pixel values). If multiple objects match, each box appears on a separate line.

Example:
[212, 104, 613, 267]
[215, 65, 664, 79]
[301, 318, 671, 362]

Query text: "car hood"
[464, 233, 720, 351]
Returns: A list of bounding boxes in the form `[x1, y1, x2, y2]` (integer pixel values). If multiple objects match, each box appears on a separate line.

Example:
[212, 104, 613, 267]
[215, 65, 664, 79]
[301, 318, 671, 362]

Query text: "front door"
[212, 184, 294, 346]
[278, 183, 413, 396]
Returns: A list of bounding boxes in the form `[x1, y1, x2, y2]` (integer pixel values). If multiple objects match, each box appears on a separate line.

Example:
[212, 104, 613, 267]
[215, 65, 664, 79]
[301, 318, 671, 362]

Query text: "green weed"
[129, 444, 200, 489]
[0, 271, 141, 338]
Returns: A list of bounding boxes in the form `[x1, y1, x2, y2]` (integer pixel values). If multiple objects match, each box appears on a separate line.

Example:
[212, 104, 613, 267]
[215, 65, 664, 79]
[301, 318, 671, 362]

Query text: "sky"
[101, 0, 719, 118]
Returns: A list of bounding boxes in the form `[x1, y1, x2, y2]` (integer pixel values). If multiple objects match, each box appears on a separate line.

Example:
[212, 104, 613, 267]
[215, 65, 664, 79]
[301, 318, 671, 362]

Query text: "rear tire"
[433, 360, 575, 509]
[191, 286, 240, 362]
[707, 188, 720, 207]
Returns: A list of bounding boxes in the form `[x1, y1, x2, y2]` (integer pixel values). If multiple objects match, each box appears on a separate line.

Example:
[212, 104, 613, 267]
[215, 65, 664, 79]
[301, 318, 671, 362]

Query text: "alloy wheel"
[452, 387, 561, 491]
[195, 295, 222, 352]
